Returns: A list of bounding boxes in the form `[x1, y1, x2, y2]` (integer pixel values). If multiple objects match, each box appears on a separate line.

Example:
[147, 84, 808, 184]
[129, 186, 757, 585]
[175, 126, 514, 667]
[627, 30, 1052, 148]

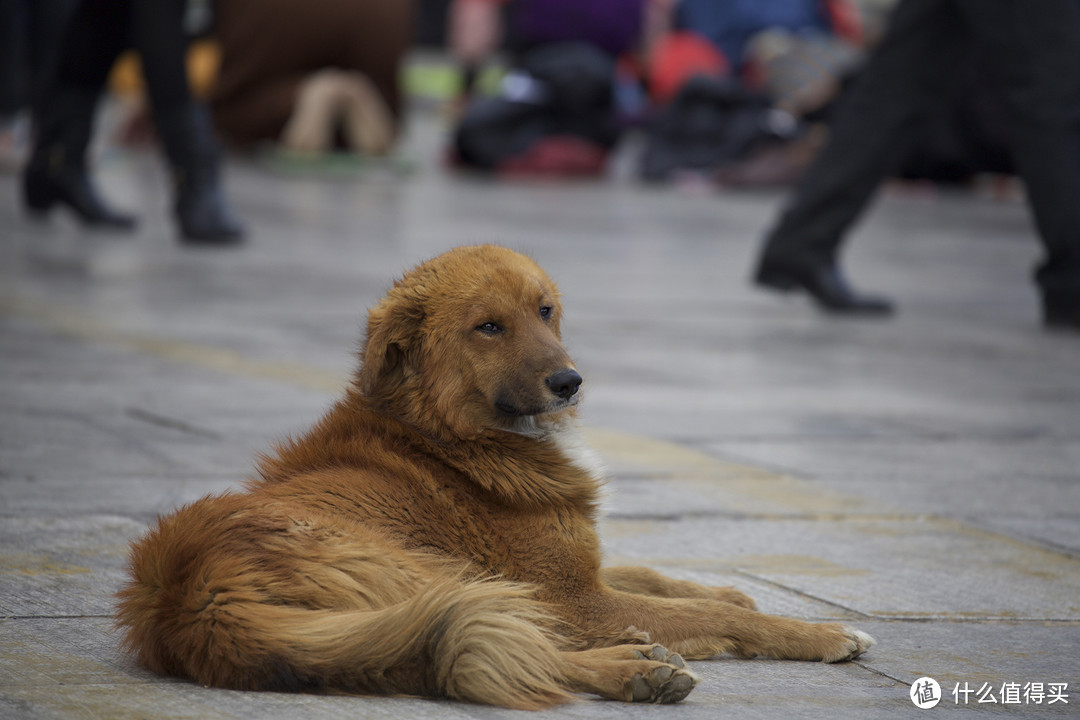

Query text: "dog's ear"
[356, 289, 425, 397]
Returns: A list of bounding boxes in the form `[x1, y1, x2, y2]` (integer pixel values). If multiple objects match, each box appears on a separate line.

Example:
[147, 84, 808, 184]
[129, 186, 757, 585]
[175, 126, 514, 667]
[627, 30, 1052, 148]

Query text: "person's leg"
[754, 0, 961, 313]
[130, 0, 244, 243]
[22, 0, 137, 228]
[0, 0, 26, 117]
[959, 0, 1080, 328]
[27, 0, 78, 108]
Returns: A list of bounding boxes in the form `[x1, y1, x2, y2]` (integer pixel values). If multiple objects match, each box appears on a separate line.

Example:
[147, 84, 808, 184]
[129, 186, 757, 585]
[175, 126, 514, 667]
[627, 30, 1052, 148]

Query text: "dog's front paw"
[628, 645, 699, 703]
[820, 625, 876, 663]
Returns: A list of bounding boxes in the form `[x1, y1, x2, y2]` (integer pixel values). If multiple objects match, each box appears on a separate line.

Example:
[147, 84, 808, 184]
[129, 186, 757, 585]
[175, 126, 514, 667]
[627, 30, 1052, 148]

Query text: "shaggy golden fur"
[117, 245, 875, 708]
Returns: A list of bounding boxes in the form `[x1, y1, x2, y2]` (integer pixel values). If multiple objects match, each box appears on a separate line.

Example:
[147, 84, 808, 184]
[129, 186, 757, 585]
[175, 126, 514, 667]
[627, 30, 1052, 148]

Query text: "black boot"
[156, 104, 245, 244]
[22, 88, 137, 229]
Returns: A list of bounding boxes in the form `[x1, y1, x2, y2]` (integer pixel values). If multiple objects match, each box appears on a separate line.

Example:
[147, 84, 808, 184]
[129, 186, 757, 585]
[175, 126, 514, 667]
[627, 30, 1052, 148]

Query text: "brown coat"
[209, 0, 414, 145]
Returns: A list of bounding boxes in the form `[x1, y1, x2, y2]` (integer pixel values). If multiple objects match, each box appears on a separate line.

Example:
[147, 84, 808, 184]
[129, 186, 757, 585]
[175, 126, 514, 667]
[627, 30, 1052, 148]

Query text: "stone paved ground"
[1, 90, 1078, 719]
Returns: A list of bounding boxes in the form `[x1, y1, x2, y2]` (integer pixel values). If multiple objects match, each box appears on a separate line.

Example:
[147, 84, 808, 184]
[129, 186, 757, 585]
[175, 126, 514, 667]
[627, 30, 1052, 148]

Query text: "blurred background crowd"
[1, 0, 1077, 327]
[0, 0, 1015, 192]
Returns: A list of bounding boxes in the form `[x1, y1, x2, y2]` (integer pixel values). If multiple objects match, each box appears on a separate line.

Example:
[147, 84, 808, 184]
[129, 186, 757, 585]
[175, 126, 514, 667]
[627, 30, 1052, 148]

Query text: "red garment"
[648, 31, 730, 104]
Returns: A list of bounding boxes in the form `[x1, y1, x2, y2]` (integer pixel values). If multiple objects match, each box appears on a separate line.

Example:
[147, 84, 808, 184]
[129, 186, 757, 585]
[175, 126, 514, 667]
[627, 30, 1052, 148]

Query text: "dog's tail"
[117, 514, 575, 709]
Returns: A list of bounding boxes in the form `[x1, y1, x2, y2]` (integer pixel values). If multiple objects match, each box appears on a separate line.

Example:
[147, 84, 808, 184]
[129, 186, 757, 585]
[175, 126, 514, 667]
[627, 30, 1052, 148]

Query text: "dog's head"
[356, 246, 581, 438]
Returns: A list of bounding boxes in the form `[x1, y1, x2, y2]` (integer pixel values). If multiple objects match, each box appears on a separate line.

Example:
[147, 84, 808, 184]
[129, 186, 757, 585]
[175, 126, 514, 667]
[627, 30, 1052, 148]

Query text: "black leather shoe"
[23, 155, 138, 230]
[755, 258, 895, 316]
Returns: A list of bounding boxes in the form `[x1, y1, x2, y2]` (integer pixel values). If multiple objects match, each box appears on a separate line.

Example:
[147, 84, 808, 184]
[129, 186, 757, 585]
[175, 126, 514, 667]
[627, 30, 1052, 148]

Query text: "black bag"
[641, 75, 790, 182]
[453, 42, 620, 171]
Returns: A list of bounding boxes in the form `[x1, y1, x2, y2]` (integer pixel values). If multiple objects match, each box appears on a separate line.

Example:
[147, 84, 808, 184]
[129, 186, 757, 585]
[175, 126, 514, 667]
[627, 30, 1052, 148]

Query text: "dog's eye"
[539, 306, 553, 320]
[476, 321, 502, 335]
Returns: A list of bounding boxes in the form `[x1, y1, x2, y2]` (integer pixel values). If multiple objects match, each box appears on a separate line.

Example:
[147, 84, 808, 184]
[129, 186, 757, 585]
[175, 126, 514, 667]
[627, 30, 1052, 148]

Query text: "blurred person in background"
[752, 0, 1080, 331]
[208, 0, 415, 158]
[21, 0, 245, 244]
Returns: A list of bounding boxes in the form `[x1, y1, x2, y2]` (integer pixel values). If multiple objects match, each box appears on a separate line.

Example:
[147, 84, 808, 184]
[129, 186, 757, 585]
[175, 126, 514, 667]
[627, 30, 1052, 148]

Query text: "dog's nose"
[546, 369, 582, 400]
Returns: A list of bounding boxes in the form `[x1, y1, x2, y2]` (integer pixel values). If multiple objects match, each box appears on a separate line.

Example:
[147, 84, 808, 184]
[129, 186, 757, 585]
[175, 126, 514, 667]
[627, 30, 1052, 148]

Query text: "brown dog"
[117, 245, 874, 708]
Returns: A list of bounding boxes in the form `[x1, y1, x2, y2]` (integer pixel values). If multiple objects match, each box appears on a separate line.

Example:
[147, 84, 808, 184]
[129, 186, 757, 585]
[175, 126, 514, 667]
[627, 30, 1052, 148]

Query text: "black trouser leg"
[130, 0, 245, 243]
[0, 0, 24, 116]
[958, 0, 1080, 319]
[129, 0, 190, 119]
[26, 0, 79, 109]
[757, 0, 961, 268]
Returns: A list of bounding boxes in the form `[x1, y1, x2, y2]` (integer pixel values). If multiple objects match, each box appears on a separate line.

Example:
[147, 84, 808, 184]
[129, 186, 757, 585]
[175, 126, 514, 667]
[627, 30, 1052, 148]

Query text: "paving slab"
[604, 516, 1080, 621]
[0, 515, 146, 617]
[854, 620, 1080, 698]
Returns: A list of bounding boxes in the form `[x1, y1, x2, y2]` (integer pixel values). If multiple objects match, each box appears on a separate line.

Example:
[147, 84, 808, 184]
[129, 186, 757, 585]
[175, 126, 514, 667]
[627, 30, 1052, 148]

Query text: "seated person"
[209, 0, 414, 156]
